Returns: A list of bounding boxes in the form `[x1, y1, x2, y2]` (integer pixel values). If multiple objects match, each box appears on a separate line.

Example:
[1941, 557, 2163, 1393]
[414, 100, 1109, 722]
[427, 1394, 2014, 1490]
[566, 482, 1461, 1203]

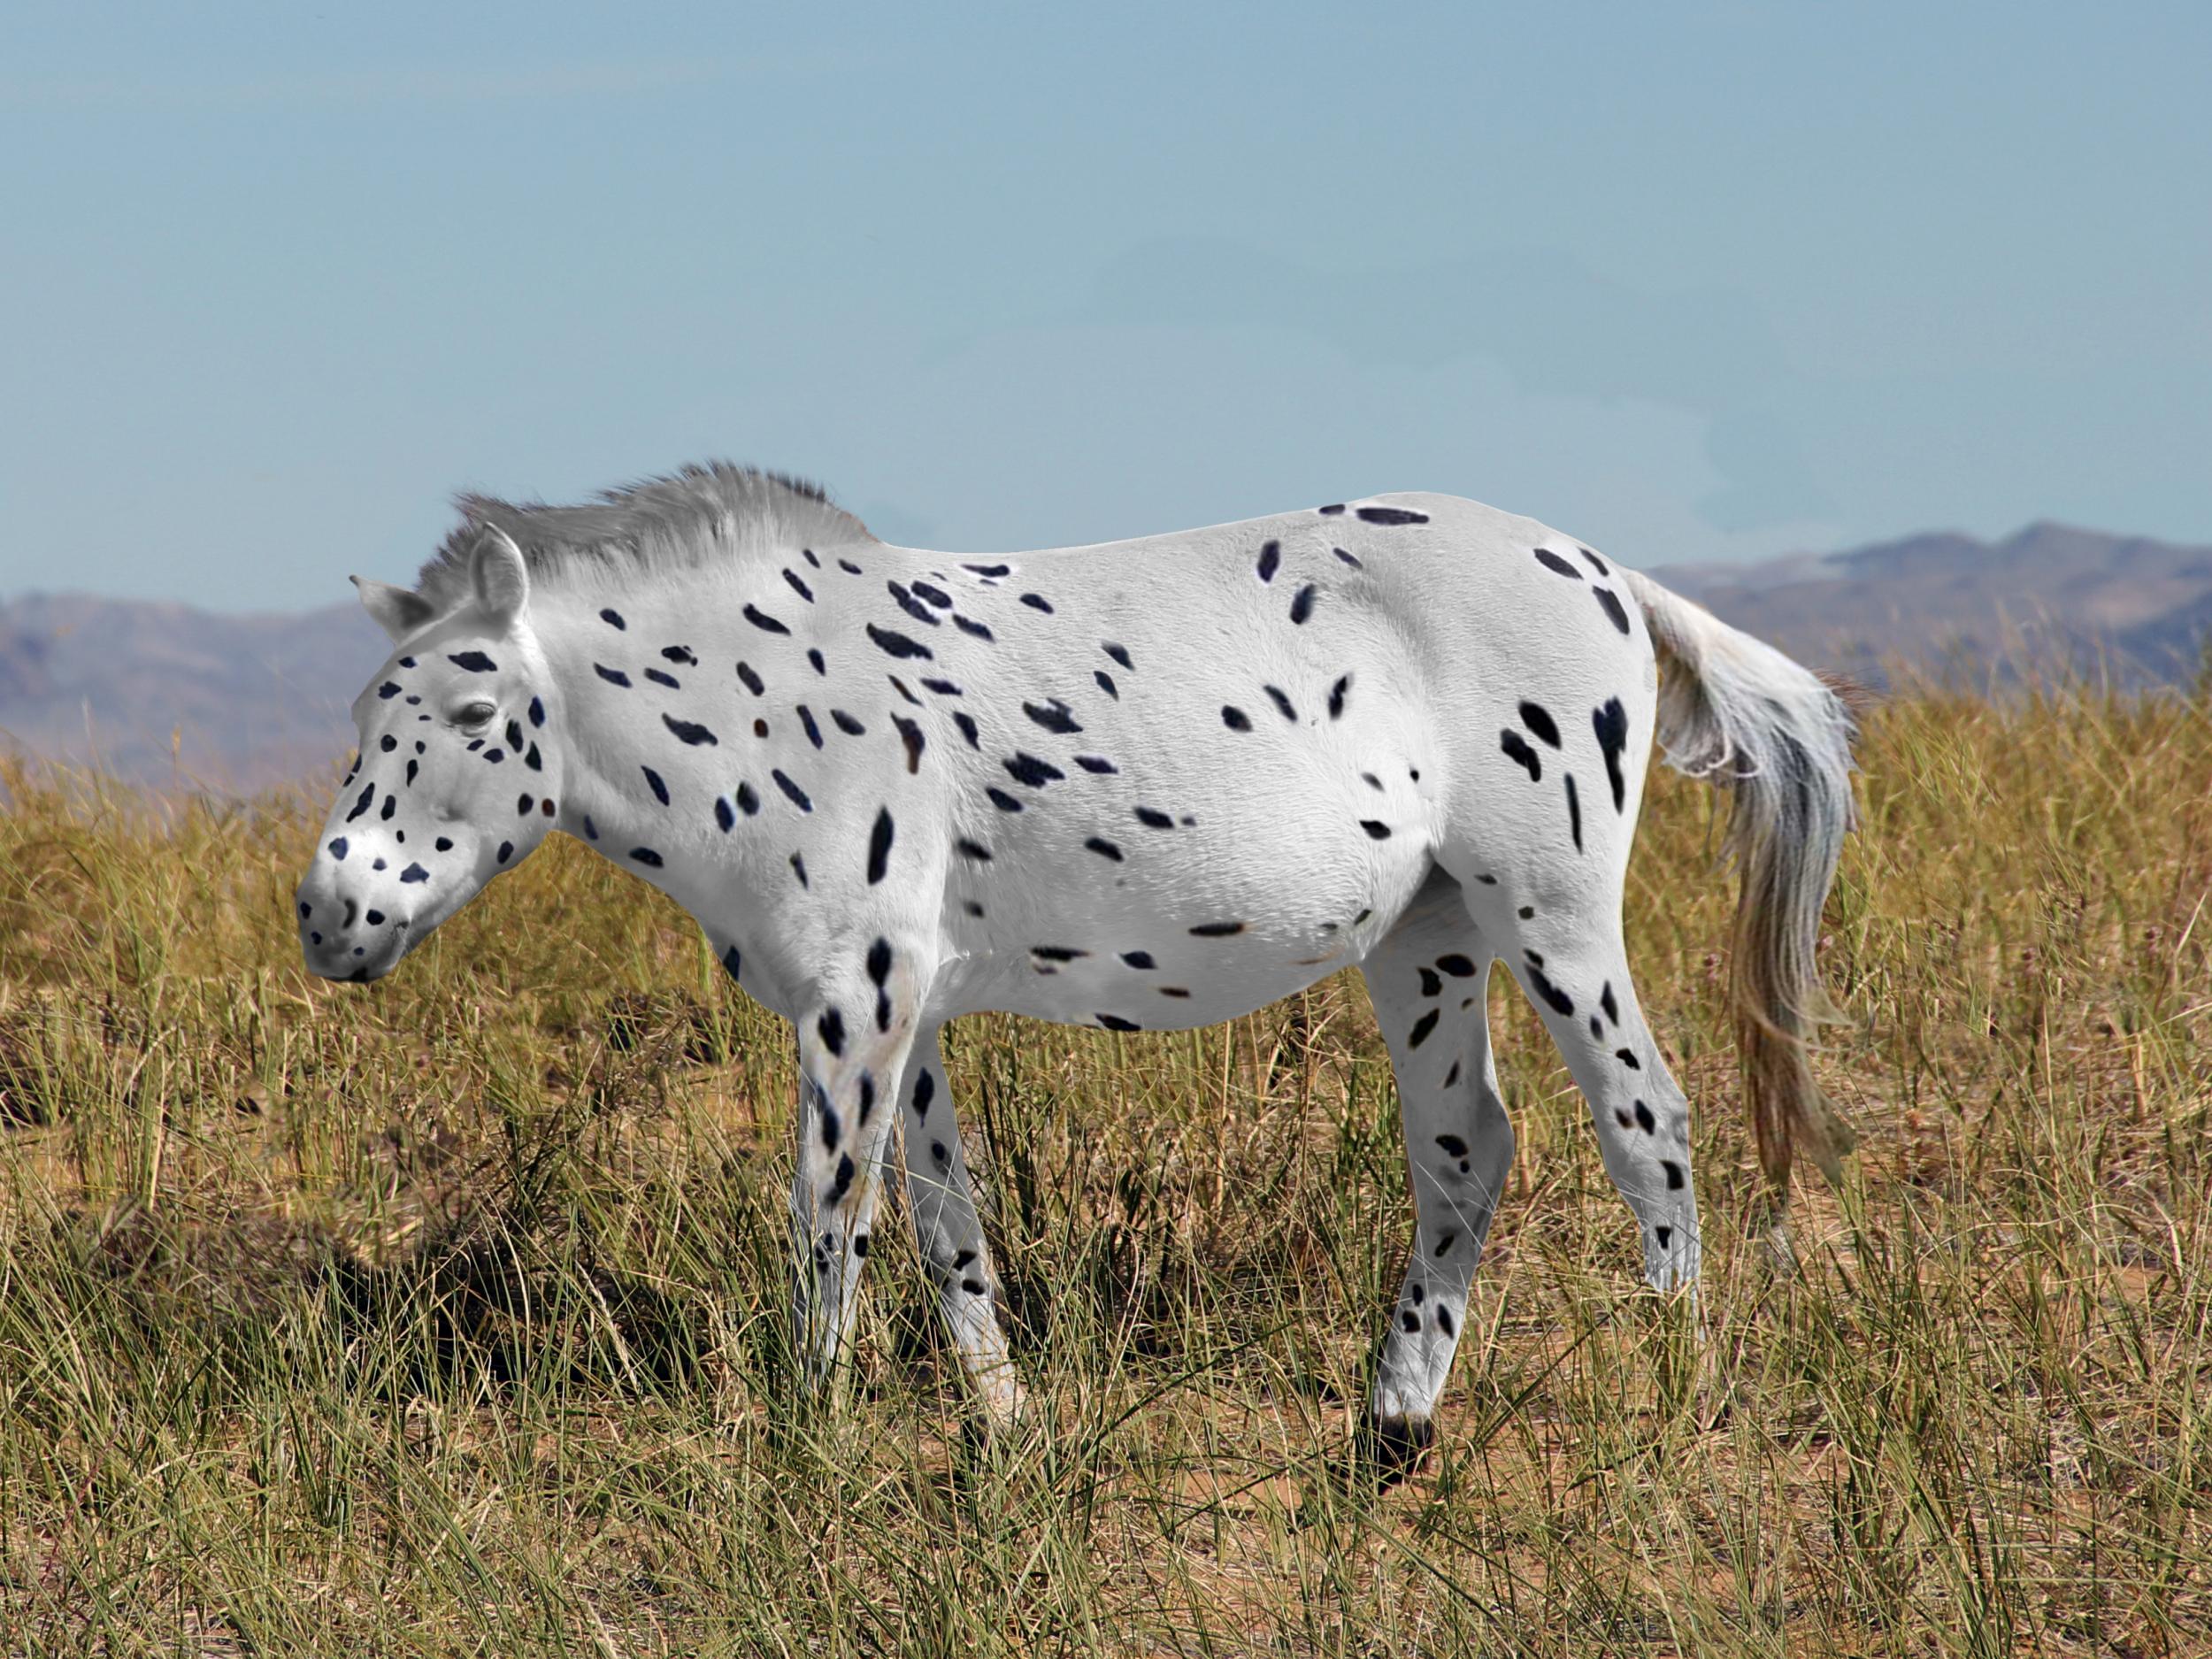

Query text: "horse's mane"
[414, 461, 877, 609]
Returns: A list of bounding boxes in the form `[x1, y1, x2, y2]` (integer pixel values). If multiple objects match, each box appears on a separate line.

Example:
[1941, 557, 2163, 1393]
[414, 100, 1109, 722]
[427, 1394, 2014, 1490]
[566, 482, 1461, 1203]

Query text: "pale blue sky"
[4, 3, 2206, 611]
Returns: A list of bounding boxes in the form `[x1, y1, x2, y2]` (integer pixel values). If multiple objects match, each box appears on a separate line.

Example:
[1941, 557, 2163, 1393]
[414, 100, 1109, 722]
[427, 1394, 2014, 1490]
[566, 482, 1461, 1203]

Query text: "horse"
[295, 461, 1856, 1464]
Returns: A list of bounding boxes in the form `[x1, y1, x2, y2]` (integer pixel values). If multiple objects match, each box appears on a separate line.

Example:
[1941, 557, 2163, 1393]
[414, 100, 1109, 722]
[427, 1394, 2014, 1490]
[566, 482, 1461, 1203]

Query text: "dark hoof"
[1359, 1415, 1435, 1488]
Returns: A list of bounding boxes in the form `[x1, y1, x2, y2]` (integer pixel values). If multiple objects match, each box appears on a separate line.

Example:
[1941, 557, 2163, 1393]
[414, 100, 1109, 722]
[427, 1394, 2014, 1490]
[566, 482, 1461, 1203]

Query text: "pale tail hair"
[1619, 569, 1859, 1197]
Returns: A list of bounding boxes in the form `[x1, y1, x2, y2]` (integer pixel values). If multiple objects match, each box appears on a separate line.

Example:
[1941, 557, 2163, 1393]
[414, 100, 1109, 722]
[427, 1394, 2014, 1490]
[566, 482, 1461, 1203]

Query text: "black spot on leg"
[1565, 773, 1583, 852]
[1434, 1133, 1469, 1157]
[1436, 1306, 1454, 1336]
[1618, 1048, 1641, 1070]
[1635, 1101, 1655, 1133]
[1418, 967, 1441, 997]
[1437, 955, 1478, 977]
[1443, 1061, 1461, 1088]
[911, 1071, 935, 1117]
[826, 1155, 857, 1207]
[1524, 954, 1575, 1017]
[1401, 1310, 1420, 1333]
[1409, 1010, 1440, 1048]
[866, 808, 894, 884]
[817, 1010, 846, 1056]
[1655, 1225, 1673, 1249]
[1600, 983, 1620, 1026]
[1663, 1160, 1685, 1190]
[1500, 730, 1542, 781]
[1432, 1232, 1456, 1258]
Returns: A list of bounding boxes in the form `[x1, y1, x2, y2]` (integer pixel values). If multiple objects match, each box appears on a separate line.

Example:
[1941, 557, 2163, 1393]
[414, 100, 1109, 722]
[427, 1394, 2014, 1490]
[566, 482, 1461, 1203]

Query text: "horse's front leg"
[787, 940, 929, 1395]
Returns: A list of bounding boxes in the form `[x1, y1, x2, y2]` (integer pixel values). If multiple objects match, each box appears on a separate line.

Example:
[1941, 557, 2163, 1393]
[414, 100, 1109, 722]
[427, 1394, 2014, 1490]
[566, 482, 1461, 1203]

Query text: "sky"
[3, 2, 2207, 612]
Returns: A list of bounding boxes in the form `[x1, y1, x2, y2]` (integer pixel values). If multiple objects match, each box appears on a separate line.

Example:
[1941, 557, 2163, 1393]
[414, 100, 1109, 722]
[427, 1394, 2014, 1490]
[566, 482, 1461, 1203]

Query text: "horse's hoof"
[1359, 1415, 1435, 1488]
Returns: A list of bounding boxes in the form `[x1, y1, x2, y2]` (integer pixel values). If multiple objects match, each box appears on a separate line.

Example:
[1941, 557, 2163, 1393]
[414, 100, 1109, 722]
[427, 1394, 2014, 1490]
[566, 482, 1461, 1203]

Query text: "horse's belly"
[933, 796, 1436, 1032]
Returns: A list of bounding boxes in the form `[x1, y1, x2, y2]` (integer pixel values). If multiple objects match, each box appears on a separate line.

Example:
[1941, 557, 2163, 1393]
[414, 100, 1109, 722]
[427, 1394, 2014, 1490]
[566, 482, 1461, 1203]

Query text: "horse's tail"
[1617, 568, 1859, 1201]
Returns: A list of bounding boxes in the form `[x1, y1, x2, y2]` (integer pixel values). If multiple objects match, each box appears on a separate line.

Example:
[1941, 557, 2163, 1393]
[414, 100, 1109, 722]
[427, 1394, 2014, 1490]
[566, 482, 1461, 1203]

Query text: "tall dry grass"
[0, 678, 2207, 1655]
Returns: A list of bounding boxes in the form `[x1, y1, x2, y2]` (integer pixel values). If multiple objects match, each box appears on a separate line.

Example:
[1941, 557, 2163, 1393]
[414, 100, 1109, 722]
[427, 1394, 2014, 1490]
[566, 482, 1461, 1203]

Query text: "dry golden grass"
[1, 680, 2207, 1655]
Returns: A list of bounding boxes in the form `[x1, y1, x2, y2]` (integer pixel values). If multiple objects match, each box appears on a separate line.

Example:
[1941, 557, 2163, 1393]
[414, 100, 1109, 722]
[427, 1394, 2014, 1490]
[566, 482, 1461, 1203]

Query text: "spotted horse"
[296, 462, 1858, 1468]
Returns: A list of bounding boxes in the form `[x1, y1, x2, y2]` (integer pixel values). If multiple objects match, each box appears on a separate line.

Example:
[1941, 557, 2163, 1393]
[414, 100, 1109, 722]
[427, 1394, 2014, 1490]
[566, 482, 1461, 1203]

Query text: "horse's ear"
[471, 526, 530, 626]
[353, 576, 435, 643]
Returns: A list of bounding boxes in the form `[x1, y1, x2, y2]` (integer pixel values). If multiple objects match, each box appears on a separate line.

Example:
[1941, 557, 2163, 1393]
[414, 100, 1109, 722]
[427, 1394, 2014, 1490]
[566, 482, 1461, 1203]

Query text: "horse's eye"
[457, 700, 496, 727]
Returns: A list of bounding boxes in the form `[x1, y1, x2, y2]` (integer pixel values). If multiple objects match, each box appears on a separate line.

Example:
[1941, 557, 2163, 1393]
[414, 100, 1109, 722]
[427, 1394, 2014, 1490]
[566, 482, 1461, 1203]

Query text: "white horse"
[296, 463, 1855, 1465]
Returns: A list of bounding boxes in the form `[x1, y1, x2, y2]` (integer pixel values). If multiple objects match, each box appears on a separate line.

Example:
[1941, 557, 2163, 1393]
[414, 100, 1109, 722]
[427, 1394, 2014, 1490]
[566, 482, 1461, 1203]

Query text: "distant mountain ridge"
[1652, 521, 2212, 691]
[4, 520, 2206, 791]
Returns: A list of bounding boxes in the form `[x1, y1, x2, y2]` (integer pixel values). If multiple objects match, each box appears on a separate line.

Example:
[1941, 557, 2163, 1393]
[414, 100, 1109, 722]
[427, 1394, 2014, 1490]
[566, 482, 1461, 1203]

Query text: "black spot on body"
[1593, 698, 1631, 812]
[1565, 772, 1583, 851]
[1360, 820, 1392, 840]
[1357, 506, 1428, 525]
[1189, 920, 1244, 937]
[772, 771, 812, 811]
[595, 664, 632, 688]
[1533, 548, 1582, 580]
[1023, 699, 1080, 734]
[644, 668, 680, 689]
[1328, 675, 1350, 719]
[1594, 587, 1632, 634]
[867, 624, 933, 661]
[736, 661, 765, 695]
[1256, 541, 1280, 582]
[629, 847, 663, 868]
[742, 603, 789, 635]
[1004, 751, 1064, 788]
[664, 714, 718, 747]
[1289, 584, 1317, 624]
[1085, 836, 1124, 861]
[1097, 1014, 1141, 1032]
[1501, 730, 1542, 781]
[1518, 702, 1561, 748]
[1222, 705, 1251, 732]
[642, 767, 669, 805]
[1265, 685, 1296, 721]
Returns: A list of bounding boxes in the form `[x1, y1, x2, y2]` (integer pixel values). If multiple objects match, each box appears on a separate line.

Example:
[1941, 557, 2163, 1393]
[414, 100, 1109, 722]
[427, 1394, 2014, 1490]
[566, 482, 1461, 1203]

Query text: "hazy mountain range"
[3, 521, 2206, 792]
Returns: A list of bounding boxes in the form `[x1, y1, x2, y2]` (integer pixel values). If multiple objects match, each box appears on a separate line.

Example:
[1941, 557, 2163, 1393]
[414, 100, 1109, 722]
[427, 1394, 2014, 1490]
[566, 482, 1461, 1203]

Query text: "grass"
[1, 678, 2207, 1655]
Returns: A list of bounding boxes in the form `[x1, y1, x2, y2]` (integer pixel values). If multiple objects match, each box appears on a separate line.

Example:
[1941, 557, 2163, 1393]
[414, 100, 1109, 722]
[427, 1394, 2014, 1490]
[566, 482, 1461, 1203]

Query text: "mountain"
[3, 521, 2206, 791]
[1652, 521, 2212, 691]
[0, 595, 378, 793]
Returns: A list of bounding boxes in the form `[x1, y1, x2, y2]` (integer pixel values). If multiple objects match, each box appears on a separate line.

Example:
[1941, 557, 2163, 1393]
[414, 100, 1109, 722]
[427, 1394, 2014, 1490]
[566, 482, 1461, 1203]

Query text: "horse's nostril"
[365, 910, 385, 926]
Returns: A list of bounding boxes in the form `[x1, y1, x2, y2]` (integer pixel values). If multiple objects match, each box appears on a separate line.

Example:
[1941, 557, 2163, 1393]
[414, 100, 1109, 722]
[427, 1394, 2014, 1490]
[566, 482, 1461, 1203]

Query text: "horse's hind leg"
[1359, 872, 1516, 1469]
[896, 1023, 1023, 1425]
[1484, 898, 1702, 1293]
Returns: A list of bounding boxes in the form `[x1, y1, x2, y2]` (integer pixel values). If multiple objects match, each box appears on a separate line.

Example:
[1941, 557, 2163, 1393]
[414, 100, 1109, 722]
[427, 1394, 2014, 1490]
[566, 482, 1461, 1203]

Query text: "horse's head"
[296, 527, 563, 981]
